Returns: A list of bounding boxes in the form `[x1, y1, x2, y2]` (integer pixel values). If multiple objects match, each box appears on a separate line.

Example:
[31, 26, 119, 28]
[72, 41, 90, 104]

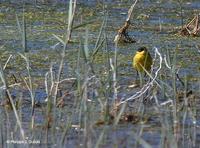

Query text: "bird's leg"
[136, 70, 138, 78]
[131, 70, 140, 87]
[144, 71, 147, 77]
[138, 72, 144, 87]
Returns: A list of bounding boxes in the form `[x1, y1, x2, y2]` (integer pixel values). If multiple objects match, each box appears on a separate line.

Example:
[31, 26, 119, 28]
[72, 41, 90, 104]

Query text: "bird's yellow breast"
[133, 51, 152, 72]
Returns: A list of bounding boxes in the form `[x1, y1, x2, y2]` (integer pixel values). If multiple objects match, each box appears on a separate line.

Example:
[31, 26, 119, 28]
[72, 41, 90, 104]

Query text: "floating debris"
[179, 14, 200, 36]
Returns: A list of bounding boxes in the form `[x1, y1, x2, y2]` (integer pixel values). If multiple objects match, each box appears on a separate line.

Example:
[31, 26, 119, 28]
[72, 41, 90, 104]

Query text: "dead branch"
[114, 0, 138, 44]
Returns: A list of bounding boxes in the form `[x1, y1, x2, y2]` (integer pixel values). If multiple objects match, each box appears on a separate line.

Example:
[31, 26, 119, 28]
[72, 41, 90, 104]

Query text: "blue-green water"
[0, 0, 200, 147]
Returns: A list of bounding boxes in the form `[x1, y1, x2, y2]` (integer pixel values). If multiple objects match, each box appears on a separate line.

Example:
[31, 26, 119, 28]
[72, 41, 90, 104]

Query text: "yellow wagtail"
[133, 47, 152, 74]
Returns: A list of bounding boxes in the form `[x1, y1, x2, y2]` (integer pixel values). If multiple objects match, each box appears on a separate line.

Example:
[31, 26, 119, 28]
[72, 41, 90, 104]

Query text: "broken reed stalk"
[19, 5, 36, 129]
[126, 0, 138, 22]
[19, 53, 36, 129]
[16, 4, 36, 132]
[49, 0, 77, 144]
[114, 0, 138, 43]
[0, 63, 25, 140]
[67, 0, 77, 42]
[44, 63, 54, 144]
[53, 0, 76, 107]
[179, 14, 200, 36]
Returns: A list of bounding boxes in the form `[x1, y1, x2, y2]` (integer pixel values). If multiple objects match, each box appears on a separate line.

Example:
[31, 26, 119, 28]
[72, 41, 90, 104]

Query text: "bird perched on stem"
[133, 47, 152, 74]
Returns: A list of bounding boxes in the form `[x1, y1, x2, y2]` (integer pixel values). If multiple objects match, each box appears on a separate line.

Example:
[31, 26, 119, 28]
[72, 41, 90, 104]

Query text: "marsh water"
[0, 0, 200, 147]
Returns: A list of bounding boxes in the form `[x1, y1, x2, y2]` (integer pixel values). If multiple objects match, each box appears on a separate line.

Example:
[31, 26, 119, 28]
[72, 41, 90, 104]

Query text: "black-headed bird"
[133, 47, 152, 74]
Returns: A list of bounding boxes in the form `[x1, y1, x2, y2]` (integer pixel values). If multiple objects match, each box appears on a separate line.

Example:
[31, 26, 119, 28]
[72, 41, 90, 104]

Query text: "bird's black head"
[137, 47, 147, 52]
